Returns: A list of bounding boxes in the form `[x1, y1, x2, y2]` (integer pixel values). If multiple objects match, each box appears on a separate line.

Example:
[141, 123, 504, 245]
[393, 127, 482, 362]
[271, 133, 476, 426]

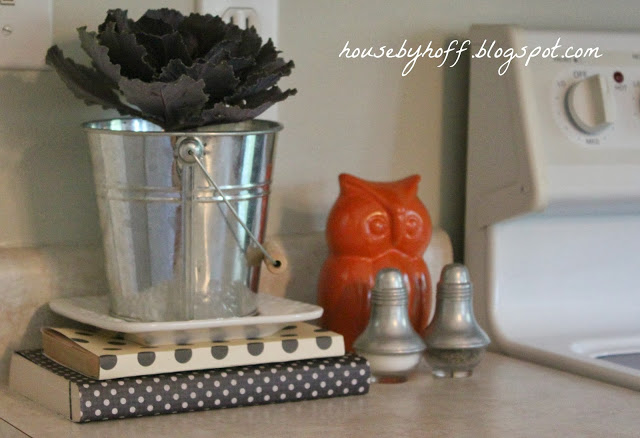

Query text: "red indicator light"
[614, 71, 624, 83]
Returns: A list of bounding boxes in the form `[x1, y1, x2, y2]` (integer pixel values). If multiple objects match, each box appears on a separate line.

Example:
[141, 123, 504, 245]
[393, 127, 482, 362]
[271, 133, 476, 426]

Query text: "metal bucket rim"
[82, 117, 283, 137]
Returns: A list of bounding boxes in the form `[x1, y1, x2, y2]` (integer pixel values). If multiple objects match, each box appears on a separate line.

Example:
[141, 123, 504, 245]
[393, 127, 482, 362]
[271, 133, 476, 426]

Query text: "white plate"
[49, 294, 323, 346]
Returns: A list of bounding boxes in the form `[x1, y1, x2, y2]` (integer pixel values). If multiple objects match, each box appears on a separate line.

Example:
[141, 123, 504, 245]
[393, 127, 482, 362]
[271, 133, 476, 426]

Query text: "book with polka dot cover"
[40, 323, 344, 380]
[9, 350, 370, 423]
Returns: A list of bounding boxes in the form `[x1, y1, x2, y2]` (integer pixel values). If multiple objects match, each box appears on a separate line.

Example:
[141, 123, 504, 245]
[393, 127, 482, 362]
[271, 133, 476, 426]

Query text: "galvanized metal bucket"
[84, 118, 282, 322]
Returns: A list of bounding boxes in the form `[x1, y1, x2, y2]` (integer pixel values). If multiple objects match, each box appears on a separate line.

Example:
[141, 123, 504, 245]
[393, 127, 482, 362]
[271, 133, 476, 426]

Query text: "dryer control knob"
[566, 74, 615, 135]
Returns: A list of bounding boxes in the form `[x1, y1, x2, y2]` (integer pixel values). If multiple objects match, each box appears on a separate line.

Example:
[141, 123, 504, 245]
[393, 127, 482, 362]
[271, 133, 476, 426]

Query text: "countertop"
[1, 352, 639, 437]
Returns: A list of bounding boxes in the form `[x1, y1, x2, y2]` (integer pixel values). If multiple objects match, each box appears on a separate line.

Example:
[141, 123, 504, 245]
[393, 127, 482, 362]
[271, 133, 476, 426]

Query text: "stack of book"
[9, 322, 370, 422]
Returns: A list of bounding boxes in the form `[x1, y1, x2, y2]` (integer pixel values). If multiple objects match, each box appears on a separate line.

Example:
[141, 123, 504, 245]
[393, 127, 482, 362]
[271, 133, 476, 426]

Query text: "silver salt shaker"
[353, 268, 426, 383]
[423, 263, 490, 378]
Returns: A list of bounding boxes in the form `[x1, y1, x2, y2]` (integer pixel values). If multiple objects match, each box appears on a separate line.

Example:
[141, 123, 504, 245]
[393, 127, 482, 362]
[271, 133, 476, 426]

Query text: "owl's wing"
[317, 256, 374, 351]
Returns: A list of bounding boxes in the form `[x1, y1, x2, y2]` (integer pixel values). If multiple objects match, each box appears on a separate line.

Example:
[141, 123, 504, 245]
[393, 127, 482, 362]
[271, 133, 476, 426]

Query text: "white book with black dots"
[41, 322, 344, 379]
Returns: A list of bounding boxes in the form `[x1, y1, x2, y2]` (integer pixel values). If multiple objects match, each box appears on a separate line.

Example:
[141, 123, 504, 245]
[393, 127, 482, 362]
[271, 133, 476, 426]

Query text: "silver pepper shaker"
[353, 268, 426, 383]
[423, 263, 490, 378]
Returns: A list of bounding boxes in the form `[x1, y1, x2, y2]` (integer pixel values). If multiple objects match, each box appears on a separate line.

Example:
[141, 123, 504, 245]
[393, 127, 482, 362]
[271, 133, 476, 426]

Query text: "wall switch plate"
[194, 0, 280, 120]
[0, 0, 52, 70]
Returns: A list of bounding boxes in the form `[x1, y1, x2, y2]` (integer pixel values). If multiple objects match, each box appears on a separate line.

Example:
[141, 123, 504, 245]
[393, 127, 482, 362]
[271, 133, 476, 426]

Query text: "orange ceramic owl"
[317, 173, 433, 351]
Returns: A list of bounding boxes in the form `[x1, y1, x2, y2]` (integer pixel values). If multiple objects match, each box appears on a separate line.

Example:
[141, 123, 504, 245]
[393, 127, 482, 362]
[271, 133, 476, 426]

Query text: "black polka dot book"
[9, 350, 370, 423]
[40, 323, 344, 379]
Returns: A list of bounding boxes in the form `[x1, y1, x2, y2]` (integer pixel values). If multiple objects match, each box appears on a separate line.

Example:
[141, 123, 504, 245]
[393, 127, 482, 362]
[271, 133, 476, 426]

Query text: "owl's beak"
[391, 226, 402, 247]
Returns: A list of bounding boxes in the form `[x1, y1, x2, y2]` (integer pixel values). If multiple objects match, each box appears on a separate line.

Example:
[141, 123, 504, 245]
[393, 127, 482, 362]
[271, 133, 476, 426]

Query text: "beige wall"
[273, 0, 640, 259]
[1, 0, 640, 258]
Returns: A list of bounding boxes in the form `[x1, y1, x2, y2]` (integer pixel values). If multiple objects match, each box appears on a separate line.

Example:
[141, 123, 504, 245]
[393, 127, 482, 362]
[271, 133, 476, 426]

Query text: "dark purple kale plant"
[46, 8, 296, 131]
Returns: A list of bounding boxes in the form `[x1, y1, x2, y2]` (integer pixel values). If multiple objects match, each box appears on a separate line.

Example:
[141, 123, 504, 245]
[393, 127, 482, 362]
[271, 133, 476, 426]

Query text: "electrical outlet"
[194, 0, 278, 44]
[194, 0, 280, 121]
[0, 0, 52, 70]
[222, 7, 258, 30]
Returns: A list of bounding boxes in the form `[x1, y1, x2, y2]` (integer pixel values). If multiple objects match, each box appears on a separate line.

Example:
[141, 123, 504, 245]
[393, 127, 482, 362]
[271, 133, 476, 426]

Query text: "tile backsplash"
[0, 245, 107, 382]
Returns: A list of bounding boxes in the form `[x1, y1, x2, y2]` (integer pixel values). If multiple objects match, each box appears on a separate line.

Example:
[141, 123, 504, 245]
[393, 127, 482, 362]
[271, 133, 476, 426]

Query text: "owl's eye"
[366, 214, 389, 237]
[405, 213, 422, 238]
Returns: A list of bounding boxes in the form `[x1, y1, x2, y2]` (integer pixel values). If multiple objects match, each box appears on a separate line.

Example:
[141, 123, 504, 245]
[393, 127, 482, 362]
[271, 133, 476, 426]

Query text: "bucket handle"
[176, 137, 283, 271]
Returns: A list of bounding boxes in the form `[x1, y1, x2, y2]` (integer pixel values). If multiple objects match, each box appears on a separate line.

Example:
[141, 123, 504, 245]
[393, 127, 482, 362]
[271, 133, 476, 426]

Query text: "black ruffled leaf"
[46, 8, 296, 131]
[195, 61, 239, 100]
[201, 87, 297, 125]
[135, 15, 174, 36]
[201, 99, 270, 124]
[242, 86, 297, 108]
[178, 13, 228, 59]
[78, 27, 121, 84]
[261, 58, 294, 75]
[142, 8, 185, 29]
[228, 60, 295, 102]
[254, 39, 279, 68]
[98, 9, 133, 33]
[200, 25, 243, 64]
[136, 31, 192, 72]
[203, 39, 239, 64]
[233, 27, 262, 59]
[159, 59, 239, 101]
[98, 22, 155, 81]
[45, 46, 145, 119]
[118, 75, 208, 130]
[157, 58, 189, 82]
[227, 56, 255, 75]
